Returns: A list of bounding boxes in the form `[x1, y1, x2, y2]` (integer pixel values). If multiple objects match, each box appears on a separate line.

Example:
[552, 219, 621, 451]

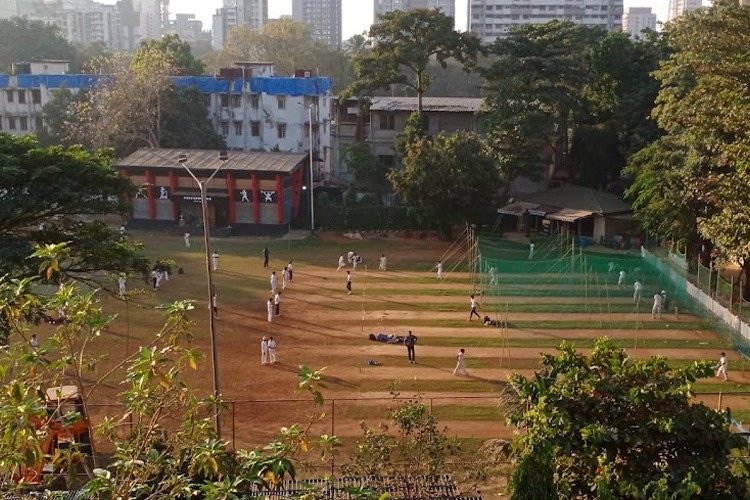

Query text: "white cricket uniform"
[618, 271, 626, 287]
[268, 338, 277, 363]
[184, 233, 191, 248]
[267, 300, 274, 323]
[633, 281, 642, 303]
[453, 351, 468, 375]
[529, 243, 535, 259]
[379, 256, 387, 271]
[337, 256, 345, 270]
[716, 355, 728, 380]
[212, 252, 219, 271]
[261, 338, 269, 365]
[437, 262, 444, 280]
[347, 251, 354, 263]
[118, 277, 126, 298]
[270, 274, 278, 294]
[652, 293, 663, 318]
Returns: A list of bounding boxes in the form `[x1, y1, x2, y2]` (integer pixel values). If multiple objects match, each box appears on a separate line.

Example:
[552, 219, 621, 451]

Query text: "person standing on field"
[633, 280, 643, 305]
[405, 331, 417, 363]
[261, 337, 269, 365]
[267, 298, 274, 323]
[453, 348, 468, 376]
[716, 352, 728, 381]
[437, 260, 444, 280]
[184, 232, 191, 248]
[469, 294, 480, 321]
[270, 271, 278, 295]
[212, 251, 219, 271]
[268, 337, 277, 364]
[528, 242, 535, 259]
[337, 254, 345, 271]
[347, 250, 354, 263]
[274, 291, 281, 316]
[212, 292, 219, 320]
[118, 274, 127, 298]
[346, 271, 352, 295]
[263, 246, 269, 268]
[652, 291, 663, 319]
[618, 270, 626, 288]
[379, 254, 387, 271]
[282, 267, 289, 290]
[288, 260, 294, 281]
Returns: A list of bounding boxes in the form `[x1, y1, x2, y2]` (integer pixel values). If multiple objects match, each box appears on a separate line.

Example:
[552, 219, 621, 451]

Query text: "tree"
[67, 48, 224, 155]
[341, 143, 389, 192]
[389, 132, 501, 236]
[345, 8, 480, 116]
[504, 339, 749, 498]
[136, 34, 205, 75]
[481, 21, 604, 183]
[0, 135, 149, 294]
[38, 86, 79, 146]
[0, 17, 76, 73]
[648, 4, 750, 272]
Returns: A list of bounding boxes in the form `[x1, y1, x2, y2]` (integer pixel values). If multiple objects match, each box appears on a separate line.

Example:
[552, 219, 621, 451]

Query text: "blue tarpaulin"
[0, 73, 333, 96]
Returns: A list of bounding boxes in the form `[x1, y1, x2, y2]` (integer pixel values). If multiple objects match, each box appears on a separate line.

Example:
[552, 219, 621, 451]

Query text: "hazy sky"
[160, 0, 672, 40]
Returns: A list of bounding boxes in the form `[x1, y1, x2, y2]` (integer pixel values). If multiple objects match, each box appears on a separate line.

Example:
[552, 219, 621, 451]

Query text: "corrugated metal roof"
[369, 96, 484, 113]
[117, 148, 306, 174]
[546, 208, 594, 222]
[515, 185, 631, 215]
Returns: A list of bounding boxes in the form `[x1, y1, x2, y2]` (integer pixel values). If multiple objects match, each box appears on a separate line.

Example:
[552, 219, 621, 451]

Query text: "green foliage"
[343, 392, 463, 498]
[504, 338, 749, 498]
[160, 86, 225, 150]
[509, 442, 556, 500]
[389, 132, 501, 236]
[0, 135, 149, 289]
[0, 17, 76, 73]
[345, 8, 480, 114]
[38, 86, 79, 147]
[316, 205, 430, 231]
[135, 34, 205, 75]
[341, 143, 390, 192]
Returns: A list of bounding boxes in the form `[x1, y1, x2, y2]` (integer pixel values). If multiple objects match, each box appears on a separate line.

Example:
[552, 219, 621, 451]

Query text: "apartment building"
[292, 0, 342, 48]
[667, 0, 701, 21]
[622, 7, 656, 39]
[212, 0, 268, 50]
[374, 0, 456, 20]
[0, 62, 334, 177]
[469, 0, 623, 43]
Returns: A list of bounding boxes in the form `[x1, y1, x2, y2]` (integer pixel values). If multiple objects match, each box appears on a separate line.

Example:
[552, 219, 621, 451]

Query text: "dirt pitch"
[54, 230, 750, 486]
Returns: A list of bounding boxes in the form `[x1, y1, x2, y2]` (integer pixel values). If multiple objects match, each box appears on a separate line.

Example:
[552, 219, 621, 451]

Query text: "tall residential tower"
[374, 0, 456, 21]
[622, 7, 656, 39]
[212, 0, 268, 50]
[292, 0, 342, 48]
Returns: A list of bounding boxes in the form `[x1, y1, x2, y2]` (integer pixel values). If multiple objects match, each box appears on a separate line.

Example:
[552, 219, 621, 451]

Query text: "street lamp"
[308, 104, 315, 231]
[177, 150, 228, 438]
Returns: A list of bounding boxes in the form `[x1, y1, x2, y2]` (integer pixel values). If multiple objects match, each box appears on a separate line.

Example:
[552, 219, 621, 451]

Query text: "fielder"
[261, 337, 269, 365]
[274, 291, 281, 316]
[212, 251, 219, 271]
[346, 271, 352, 294]
[437, 260, 444, 280]
[268, 337, 277, 364]
[337, 254, 346, 270]
[453, 348, 468, 376]
[528, 242, 535, 259]
[651, 292, 663, 319]
[288, 260, 294, 281]
[618, 270, 626, 288]
[716, 352, 728, 381]
[633, 280, 643, 304]
[184, 232, 191, 248]
[379, 254, 387, 271]
[266, 297, 274, 323]
[282, 267, 289, 290]
[270, 271, 278, 295]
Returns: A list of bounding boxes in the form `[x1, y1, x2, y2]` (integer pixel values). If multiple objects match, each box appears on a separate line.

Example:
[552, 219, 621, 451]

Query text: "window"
[379, 113, 395, 130]
[8, 116, 16, 130]
[234, 121, 242, 135]
[19, 116, 27, 130]
[277, 96, 286, 110]
[251, 121, 260, 137]
[17, 91, 25, 104]
[230, 94, 241, 107]
[221, 121, 229, 135]
[277, 123, 287, 139]
[6, 90, 13, 103]
[250, 95, 259, 109]
[35, 116, 43, 130]
[31, 89, 41, 104]
[220, 94, 229, 107]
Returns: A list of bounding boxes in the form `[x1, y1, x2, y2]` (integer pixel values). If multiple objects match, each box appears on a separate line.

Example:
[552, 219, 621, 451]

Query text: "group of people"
[267, 260, 294, 323]
[631, 280, 671, 319]
[394, 330, 468, 375]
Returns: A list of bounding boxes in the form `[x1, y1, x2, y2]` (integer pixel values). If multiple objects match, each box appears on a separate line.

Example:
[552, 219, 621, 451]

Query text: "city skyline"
[98, 0, 678, 41]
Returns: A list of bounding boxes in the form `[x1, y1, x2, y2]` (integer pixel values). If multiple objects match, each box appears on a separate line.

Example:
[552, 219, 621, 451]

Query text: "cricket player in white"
[184, 232, 191, 248]
[633, 280, 643, 304]
[618, 270, 626, 288]
[288, 261, 294, 281]
[347, 251, 354, 263]
[270, 271, 278, 295]
[528, 242, 535, 259]
[437, 260, 444, 280]
[379, 254, 387, 271]
[267, 298, 274, 323]
[652, 292, 663, 319]
[346, 271, 352, 294]
[716, 352, 728, 381]
[212, 251, 219, 271]
[282, 267, 289, 290]
[453, 348, 468, 376]
[268, 337, 277, 364]
[337, 255, 345, 270]
[261, 337, 269, 365]
[274, 291, 281, 316]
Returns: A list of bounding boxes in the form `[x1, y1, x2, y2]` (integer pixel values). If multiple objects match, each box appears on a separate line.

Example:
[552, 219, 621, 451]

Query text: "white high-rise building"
[212, 0, 267, 50]
[374, 0, 456, 21]
[292, 0, 342, 49]
[667, 0, 701, 21]
[469, 0, 623, 43]
[623, 7, 656, 39]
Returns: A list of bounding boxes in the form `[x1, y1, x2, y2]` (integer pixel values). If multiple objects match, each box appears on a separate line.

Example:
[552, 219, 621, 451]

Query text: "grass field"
[42, 229, 750, 496]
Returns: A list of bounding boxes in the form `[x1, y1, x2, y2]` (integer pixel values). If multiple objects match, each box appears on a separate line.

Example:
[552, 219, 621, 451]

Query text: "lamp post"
[308, 104, 315, 231]
[177, 150, 228, 438]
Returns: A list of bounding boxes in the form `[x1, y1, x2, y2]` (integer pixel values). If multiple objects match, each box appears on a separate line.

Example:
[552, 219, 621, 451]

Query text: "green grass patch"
[421, 336, 731, 350]
[339, 404, 502, 422]
[353, 378, 505, 393]
[693, 382, 750, 393]
[372, 318, 711, 330]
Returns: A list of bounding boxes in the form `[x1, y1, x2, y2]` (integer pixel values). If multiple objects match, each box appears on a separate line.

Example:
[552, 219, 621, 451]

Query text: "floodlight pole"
[178, 150, 228, 439]
[308, 103, 315, 231]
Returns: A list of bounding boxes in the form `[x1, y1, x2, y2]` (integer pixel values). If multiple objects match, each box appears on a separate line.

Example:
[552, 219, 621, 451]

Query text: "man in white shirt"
[346, 271, 352, 295]
[282, 267, 289, 290]
[267, 298, 274, 323]
[184, 232, 191, 248]
[288, 260, 294, 281]
[469, 294, 480, 321]
[274, 291, 281, 316]
[379, 254, 387, 271]
[528, 242, 535, 259]
[261, 337, 269, 365]
[118, 274, 127, 298]
[437, 260, 444, 280]
[453, 348, 468, 376]
[268, 337, 277, 364]
[212, 251, 219, 271]
[337, 254, 345, 271]
[270, 271, 277, 295]
[618, 270, 626, 289]
[347, 250, 354, 263]
[633, 280, 643, 305]
[652, 292, 663, 319]
[716, 352, 728, 381]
